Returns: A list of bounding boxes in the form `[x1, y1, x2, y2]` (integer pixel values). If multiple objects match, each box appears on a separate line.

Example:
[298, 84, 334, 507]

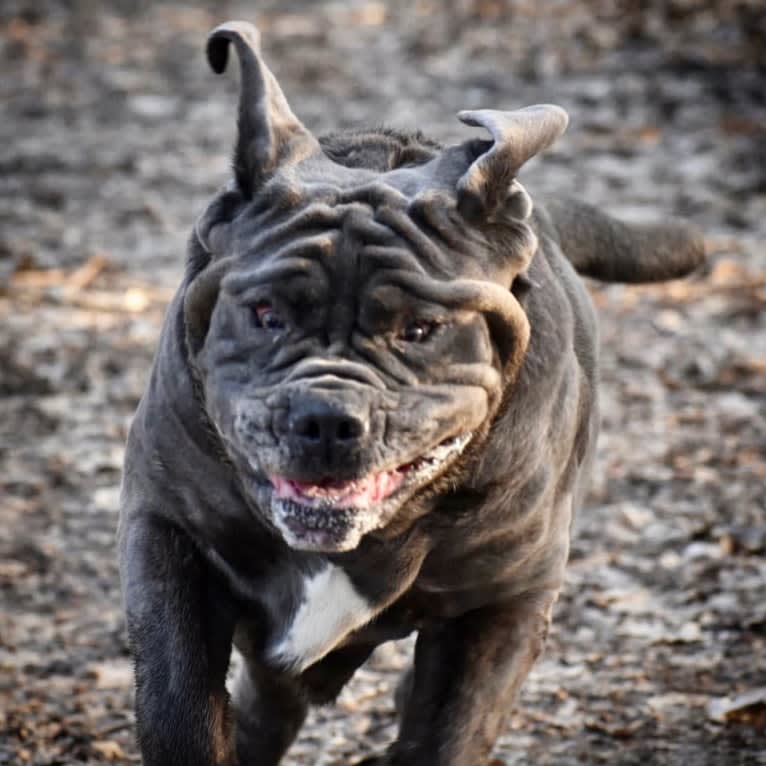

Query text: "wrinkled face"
[189, 164, 533, 552]
[184, 21, 566, 551]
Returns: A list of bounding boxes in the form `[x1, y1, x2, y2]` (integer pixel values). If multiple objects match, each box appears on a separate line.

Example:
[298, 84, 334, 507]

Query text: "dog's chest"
[267, 563, 376, 673]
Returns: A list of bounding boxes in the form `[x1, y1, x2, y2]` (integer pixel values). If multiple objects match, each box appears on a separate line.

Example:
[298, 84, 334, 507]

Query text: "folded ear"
[207, 21, 319, 197]
[456, 105, 568, 222]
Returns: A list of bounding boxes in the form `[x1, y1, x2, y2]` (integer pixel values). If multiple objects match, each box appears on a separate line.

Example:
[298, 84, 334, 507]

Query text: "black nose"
[289, 400, 367, 448]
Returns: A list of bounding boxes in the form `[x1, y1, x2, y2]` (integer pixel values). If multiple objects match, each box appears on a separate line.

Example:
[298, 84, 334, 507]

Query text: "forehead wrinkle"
[322, 202, 368, 345]
[373, 204, 458, 277]
[222, 258, 313, 298]
[385, 270, 522, 323]
[331, 199, 432, 301]
[235, 200, 343, 260]
[322, 194, 432, 278]
[338, 180, 409, 209]
[408, 191, 484, 255]
[222, 246, 330, 297]
[233, 169, 472, 309]
[360, 245, 427, 275]
[337, 203, 394, 244]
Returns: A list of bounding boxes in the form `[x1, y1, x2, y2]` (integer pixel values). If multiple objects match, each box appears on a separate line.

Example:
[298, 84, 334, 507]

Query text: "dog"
[118, 20, 705, 766]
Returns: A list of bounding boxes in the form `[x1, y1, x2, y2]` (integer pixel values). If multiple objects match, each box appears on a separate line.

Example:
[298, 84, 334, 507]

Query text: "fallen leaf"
[92, 740, 126, 760]
[708, 688, 766, 726]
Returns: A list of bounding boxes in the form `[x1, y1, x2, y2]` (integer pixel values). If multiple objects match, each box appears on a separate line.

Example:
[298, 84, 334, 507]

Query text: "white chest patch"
[268, 563, 376, 673]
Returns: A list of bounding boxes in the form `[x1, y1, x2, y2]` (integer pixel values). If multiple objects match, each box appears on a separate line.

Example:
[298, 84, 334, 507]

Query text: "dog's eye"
[398, 319, 438, 343]
[254, 303, 285, 331]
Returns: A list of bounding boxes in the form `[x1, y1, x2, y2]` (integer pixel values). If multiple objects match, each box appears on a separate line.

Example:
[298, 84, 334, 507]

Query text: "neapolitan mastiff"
[119, 21, 705, 766]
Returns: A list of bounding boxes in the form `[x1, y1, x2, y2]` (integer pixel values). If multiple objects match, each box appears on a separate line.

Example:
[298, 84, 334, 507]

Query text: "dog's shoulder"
[523, 201, 600, 382]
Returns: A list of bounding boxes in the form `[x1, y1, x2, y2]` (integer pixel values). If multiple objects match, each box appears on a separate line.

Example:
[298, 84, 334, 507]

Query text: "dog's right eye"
[253, 303, 286, 330]
[398, 319, 439, 343]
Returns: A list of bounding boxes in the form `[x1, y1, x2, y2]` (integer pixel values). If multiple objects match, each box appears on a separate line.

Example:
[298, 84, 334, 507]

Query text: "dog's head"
[185, 22, 568, 552]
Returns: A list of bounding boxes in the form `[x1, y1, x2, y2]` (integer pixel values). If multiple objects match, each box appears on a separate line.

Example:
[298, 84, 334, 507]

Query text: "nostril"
[291, 410, 366, 444]
[336, 417, 364, 442]
[295, 416, 322, 442]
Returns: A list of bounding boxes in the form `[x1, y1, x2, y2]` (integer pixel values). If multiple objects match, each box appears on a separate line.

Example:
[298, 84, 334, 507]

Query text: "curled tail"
[544, 198, 706, 283]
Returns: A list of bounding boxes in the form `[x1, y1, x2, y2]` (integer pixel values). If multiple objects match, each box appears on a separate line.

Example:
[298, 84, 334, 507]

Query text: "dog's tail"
[543, 198, 706, 283]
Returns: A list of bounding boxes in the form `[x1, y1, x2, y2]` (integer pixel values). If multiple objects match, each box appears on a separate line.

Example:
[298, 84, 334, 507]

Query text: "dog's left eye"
[254, 303, 286, 330]
[398, 319, 438, 343]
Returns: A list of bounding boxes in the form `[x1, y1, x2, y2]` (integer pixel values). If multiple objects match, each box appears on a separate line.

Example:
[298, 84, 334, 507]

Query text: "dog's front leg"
[383, 590, 557, 766]
[120, 515, 237, 766]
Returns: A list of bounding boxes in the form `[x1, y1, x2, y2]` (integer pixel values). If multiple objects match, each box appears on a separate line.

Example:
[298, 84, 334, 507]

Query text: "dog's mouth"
[266, 433, 472, 550]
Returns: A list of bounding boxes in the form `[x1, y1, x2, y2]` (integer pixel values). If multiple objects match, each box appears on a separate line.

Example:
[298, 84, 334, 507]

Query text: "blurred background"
[1, 1, 764, 764]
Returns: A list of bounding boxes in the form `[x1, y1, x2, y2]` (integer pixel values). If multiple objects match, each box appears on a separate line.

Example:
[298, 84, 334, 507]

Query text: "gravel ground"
[1, 2, 765, 764]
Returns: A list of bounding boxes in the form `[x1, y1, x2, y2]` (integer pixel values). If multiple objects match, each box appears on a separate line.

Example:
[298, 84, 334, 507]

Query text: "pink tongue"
[270, 471, 403, 508]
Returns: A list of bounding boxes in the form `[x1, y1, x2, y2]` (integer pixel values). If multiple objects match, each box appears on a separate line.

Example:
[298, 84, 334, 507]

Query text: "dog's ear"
[456, 106, 568, 223]
[207, 21, 319, 197]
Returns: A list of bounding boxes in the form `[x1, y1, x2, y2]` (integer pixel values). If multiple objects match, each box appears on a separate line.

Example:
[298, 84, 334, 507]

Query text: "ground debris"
[2, 1, 765, 765]
[709, 689, 766, 727]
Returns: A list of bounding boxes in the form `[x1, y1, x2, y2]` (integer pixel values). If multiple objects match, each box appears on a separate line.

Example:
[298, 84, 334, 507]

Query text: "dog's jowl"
[119, 20, 705, 766]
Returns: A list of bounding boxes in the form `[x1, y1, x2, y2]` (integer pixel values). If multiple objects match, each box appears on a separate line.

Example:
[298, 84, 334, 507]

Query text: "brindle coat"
[119, 21, 705, 766]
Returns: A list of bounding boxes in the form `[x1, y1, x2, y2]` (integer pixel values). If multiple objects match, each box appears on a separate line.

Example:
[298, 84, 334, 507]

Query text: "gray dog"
[119, 21, 704, 766]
